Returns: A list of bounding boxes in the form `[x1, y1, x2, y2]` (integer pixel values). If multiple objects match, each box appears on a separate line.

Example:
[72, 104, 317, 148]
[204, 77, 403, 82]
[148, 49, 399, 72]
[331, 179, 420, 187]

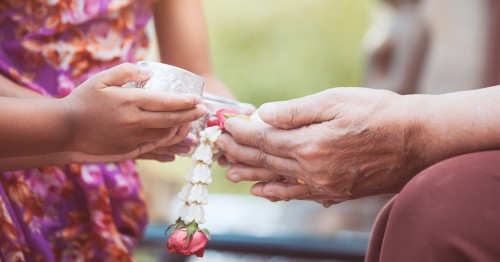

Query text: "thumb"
[92, 63, 151, 88]
[258, 90, 336, 129]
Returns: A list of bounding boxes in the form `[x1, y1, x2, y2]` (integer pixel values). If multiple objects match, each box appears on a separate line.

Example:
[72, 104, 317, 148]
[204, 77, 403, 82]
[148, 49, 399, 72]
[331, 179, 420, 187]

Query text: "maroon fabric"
[366, 151, 500, 262]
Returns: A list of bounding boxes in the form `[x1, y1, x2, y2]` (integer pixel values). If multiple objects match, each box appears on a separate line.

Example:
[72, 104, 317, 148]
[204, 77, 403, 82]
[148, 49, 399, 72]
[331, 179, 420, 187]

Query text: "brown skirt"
[366, 151, 500, 262]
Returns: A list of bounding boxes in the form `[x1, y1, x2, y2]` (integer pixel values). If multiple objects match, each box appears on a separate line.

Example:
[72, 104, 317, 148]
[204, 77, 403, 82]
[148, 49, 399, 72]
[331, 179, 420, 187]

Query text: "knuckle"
[228, 141, 241, 156]
[254, 150, 270, 168]
[175, 126, 189, 139]
[315, 177, 332, 188]
[253, 128, 269, 151]
[298, 143, 319, 161]
[124, 113, 140, 127]
[287, 100, 300, 128]
[159, 96, 170, 110]
[120, 62, 135, 72]
[181, 95, 196, 107]
[163, 128, 177, 140]
[163, 113, 176, 125]
[223, 139, 238, 155]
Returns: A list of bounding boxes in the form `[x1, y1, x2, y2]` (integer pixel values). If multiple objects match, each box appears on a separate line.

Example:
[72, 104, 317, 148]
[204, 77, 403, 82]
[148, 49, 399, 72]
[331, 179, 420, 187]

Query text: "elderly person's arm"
[216, 86, 500, 205]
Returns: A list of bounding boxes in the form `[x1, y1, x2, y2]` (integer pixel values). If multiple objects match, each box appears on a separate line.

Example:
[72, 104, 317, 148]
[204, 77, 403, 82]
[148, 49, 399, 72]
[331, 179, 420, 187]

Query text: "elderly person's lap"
[366, 150, 500, 262]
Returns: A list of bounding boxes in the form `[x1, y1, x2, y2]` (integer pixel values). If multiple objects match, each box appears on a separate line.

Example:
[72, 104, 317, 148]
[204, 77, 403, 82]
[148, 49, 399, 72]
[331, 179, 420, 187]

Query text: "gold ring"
[296, 178, 306, 185]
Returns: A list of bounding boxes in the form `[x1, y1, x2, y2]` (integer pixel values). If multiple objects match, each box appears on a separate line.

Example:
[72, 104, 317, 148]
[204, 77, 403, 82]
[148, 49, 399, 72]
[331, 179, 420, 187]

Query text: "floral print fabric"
[0, 0, 154, 261]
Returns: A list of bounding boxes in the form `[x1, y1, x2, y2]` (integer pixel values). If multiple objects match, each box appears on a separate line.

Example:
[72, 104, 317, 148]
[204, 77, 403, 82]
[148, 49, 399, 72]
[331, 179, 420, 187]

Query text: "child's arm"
[153, 0, 234, 98]
[0, 63, 207, 158]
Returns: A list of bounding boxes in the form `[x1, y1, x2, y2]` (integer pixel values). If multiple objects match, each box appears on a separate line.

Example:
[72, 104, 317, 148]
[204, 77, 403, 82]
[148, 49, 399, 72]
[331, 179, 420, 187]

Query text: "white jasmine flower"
[192, 143, 213, 164]
[203, 126, 222, 143]
[186, 164, 212, 184]
[178, 204, 206, 225]
[187, 184, 209, 205]
[178, 184, 192, 202]
[178, 204, 193, 224]
[178, 184, 209, 204]
[174, 125, 223, 228]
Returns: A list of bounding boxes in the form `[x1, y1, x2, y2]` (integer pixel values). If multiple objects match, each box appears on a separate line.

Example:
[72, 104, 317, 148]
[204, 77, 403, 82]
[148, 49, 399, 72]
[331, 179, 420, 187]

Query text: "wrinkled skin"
[216, 88, 430, 206]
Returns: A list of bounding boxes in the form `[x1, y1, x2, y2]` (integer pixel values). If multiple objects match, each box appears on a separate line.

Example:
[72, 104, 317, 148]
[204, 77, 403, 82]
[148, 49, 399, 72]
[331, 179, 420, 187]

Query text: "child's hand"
[135, 130, 198, 162]
[62, 63, 207, 156]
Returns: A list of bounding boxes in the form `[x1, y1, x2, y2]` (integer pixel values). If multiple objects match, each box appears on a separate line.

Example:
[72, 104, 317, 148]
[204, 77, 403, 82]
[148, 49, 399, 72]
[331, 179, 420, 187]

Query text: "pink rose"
[207, 109, 240, 131]
[167, 229, 209, 257]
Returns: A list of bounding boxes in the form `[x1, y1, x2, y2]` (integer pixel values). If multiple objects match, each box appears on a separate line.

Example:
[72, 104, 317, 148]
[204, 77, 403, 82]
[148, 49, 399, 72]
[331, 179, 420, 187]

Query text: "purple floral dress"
[0, 1, 155, 261]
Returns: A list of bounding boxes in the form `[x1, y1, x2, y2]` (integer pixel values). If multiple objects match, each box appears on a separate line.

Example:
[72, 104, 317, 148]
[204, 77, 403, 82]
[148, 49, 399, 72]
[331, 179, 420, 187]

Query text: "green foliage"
[204, 0, 374, 106]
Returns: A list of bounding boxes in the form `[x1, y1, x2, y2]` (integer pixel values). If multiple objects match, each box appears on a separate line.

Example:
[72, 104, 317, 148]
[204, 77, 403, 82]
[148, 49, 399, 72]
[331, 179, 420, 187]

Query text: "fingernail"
[250, 187, 260, 196]
[181, 134, 195, 145]
[163, 155, 175, 161]
[259, 103, 276, 123]
[229, 174, 241, 182]
[194, 95, 202, 104]
[186, 95, 201, 105]
[198, 104, 209, 114]
[178, 146, 191, 153]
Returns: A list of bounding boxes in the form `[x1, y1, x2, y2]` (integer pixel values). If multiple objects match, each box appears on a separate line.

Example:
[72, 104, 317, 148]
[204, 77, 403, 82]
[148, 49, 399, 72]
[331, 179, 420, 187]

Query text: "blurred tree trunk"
[484, 0, 500, 87]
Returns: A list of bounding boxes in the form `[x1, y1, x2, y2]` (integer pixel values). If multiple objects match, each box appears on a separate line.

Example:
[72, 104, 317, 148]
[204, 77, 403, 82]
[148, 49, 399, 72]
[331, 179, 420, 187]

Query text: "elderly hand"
[216, 88, 430, 204]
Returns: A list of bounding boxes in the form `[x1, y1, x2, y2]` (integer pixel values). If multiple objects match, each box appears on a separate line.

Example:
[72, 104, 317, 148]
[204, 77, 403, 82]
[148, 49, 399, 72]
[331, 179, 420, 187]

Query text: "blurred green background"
[137, 0, 375, 196]
[206, 0, 373, 105]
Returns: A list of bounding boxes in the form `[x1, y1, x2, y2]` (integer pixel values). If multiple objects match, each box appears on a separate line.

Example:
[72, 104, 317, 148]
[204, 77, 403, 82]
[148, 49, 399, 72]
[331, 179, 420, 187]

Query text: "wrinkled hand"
[216, 102, 256, 166]
[216, 88, 428, 205]
[63, 63, 207, 156]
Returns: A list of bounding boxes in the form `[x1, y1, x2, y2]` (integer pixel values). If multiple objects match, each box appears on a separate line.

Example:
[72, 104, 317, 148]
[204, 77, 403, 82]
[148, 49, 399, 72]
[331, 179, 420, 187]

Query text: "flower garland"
[165, 109, 242, 257]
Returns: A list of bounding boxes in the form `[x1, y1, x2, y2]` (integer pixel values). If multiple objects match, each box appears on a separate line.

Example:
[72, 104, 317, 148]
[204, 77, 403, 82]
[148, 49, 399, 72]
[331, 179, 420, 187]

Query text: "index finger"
[223, 118, 300, 159]
[250, 181, 313, 200]
[92, 63, 152, 88]
[127, 89, 201, 112]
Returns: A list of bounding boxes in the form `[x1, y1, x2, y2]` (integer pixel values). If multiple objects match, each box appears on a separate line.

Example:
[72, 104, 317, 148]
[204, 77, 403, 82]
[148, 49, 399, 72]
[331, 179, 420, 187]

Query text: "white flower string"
[176, 126, 222, 227]
[166, 110, 262, 257]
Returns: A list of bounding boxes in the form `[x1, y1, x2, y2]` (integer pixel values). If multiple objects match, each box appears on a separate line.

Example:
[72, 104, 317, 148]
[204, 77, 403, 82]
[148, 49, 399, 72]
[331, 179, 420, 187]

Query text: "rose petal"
[167, 229, 208, 257]
[215, 109, 239, 131]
